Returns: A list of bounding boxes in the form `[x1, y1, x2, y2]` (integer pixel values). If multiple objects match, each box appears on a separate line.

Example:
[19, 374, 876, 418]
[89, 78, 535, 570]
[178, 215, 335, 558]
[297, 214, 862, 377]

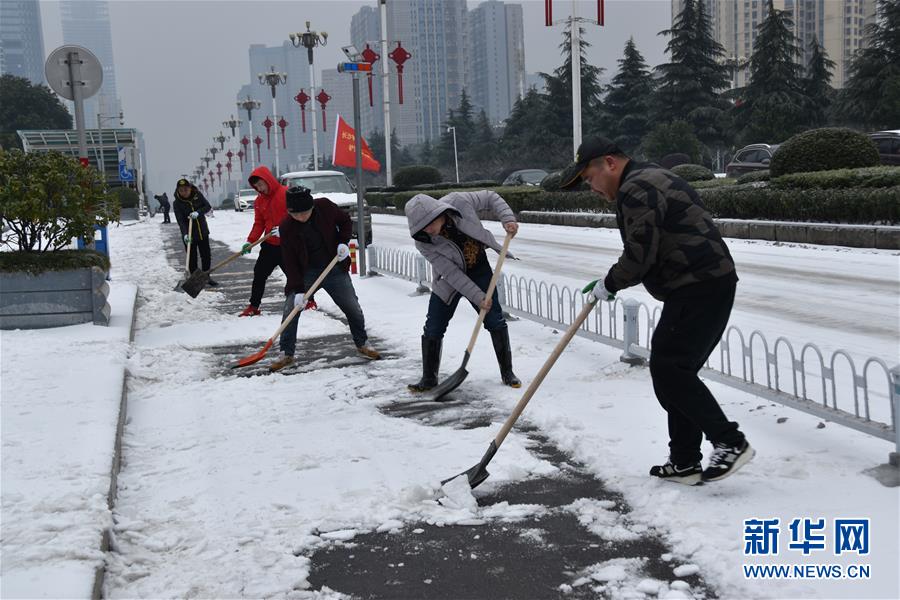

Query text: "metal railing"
[367, 245, 900, 466]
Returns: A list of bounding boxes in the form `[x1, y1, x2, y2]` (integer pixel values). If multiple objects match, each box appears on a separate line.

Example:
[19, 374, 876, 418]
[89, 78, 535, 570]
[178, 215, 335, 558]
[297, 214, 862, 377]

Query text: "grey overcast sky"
[38, 0, 671, 195]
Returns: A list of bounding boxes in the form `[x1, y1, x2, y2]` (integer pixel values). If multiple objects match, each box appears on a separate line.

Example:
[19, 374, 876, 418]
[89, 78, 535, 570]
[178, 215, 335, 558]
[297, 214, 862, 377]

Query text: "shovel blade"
[429, 367, 468, 402]
[441, 440, 497, 490]
[231, 339, 274, 369]
[180, 271, 209, 298]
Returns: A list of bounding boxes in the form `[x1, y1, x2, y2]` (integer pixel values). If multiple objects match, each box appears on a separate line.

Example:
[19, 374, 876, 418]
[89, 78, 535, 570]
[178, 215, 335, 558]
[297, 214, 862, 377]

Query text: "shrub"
[769, 128, 881, 177]
[113, 186, 139, 208]
[771, 166, 900, 190]
[692, 178, 737, 189]
[392, 165, 442, 187]
[540, 170, 588, 192]
[698, 185, 899, 224]
[367, 186, 607, 214]
[0, 149, 119, 252]
[671, 163, 715, 182]
[0, 249, 110, 274]
[737, 170, 771, 184]
[660, 153, 691, 169]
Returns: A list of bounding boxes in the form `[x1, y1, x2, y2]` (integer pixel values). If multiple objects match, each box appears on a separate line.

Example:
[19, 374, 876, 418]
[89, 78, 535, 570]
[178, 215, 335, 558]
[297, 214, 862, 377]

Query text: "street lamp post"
[447, 126, 459, 184]
[237, 95, 261, 173]
[96, 109, 124, 180]
[289, 22, 328, 171]
[214, 131, 227, 151]
[258, 65, 287, 177]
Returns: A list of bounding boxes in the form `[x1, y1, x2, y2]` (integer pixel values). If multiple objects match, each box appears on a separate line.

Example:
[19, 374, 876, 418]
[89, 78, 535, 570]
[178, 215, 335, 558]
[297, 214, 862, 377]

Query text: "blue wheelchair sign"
[117, 146, 135, 182]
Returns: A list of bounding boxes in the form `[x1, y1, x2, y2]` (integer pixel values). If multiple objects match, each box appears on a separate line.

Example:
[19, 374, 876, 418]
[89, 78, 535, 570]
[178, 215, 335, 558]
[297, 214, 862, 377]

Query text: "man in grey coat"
[405, 190, 521, 392]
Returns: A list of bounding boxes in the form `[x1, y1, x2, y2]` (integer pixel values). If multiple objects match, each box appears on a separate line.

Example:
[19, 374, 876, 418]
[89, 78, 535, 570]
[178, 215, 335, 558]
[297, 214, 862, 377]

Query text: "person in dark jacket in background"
[268, 186, 380, 372]
[154, 192, 171, 223]
[404, 190, 521, 392]
[173, 178, 218, 286]
[560, 136, 753, 485]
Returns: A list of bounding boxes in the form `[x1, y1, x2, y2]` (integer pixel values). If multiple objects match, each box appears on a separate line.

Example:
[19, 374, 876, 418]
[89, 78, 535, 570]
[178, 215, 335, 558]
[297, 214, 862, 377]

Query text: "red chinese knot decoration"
[277, 117, 288, 149]
[388, 42, 412, 105]
[262, 116, 274, 149]
[253, 136, 263, 162]
[361, 44, 380, 107]
[294, 90, 310, 132]
[316, 89, 331, 131]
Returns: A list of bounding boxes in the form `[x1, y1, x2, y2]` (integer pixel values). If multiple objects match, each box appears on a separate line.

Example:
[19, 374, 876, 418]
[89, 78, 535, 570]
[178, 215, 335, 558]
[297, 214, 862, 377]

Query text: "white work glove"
[336, 243, 350, 261]
[582, 278, 616, 303]
[183, 234, 192, 244]
[189, 211, 199, 219]
[293, 293, 306, 309]
[269, 226, 279, 237]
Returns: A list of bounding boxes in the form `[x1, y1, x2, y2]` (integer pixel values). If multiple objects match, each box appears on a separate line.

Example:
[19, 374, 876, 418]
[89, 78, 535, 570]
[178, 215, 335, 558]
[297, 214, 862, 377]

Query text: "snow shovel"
[230, 254, 341, 369]
[180, 230, 275, 298]
[430, 231, 513, 402]
[442, 297, 599, 490]
[173, 218, 194, 291]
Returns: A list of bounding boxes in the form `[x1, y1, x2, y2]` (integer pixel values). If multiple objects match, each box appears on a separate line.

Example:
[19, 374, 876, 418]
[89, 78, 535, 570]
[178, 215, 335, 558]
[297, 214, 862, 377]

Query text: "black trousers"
[649, 276, 744, 465]
[162, 209, 171, 223]
[249, 242, 284, 307]
[183, 236, 211, 273]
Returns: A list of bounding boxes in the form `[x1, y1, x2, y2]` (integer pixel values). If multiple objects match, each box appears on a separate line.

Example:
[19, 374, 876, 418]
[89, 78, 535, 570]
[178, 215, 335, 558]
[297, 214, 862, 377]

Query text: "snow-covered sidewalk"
[2, 213, 898, 599]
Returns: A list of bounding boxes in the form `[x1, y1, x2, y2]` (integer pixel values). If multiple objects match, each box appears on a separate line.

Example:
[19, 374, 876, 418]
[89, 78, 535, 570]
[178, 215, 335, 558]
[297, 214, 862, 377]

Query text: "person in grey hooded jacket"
[405, 190, 521, 392]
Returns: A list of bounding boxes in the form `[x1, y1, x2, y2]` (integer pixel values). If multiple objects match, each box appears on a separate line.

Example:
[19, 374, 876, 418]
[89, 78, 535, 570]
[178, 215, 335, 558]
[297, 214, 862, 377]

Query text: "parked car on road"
[868, 130, 900, 166]
[725, 144, 780, 178]
[235, 188, 256, 212]
[279, 170, 373, 245]
[502, 169, 549, 186]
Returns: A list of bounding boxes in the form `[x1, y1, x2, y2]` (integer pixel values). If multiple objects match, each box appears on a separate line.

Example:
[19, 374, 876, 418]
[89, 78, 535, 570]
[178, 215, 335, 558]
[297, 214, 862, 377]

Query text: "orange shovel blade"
[231, 339, 273, 369]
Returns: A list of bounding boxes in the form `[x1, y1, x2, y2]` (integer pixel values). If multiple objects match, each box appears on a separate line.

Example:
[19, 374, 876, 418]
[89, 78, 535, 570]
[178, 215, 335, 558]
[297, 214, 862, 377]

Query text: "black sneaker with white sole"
[649, 461, 703, 485]
[702, 440, 755, 482]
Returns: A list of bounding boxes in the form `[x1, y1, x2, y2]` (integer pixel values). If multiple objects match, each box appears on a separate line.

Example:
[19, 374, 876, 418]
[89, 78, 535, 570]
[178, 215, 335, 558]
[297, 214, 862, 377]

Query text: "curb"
[91, 284, 139, 600]
[369, 207, 900, 250]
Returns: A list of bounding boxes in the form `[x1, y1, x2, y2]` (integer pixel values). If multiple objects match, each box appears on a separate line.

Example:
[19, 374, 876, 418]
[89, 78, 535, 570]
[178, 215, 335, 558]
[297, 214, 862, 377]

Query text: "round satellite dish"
[44, 45, 103, 101]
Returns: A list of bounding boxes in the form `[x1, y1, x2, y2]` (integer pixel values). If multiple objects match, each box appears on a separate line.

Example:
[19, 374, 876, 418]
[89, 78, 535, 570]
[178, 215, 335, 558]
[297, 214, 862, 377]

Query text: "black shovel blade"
[441, 440, 497, 490]
[429, 351, 471, 402]
[180, 271, 209, 298]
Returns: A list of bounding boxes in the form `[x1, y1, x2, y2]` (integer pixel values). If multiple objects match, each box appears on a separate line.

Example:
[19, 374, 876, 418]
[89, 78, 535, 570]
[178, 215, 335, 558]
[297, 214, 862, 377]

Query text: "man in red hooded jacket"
[238, 166, 316, 316]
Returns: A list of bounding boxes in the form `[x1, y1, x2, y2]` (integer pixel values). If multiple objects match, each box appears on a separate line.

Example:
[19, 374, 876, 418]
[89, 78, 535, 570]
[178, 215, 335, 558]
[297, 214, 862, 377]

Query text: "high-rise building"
[350, 0, 467, 146]
[320, 67, 356, 142]
[60, 0, 120, 127]
[350, 5, 383, 138]
[467, 1, 525, 125]
[671, 0, 877, 88]
[0, 0, 46, 85]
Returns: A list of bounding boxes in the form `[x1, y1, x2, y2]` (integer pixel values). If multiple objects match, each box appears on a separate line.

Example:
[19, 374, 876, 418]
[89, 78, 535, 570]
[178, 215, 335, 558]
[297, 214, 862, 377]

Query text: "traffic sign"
[44, 45, 103, 101]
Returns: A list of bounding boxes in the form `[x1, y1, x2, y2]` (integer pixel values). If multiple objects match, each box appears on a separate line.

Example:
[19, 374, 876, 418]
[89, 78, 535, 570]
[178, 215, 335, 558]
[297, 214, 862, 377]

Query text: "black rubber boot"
[490, 327, 521, 388]
[408, 336, 442, 392]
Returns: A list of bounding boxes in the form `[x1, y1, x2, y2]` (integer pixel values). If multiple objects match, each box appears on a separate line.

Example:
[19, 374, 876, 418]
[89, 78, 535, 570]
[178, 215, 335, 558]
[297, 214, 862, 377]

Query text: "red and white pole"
[349, 240, 358, 275]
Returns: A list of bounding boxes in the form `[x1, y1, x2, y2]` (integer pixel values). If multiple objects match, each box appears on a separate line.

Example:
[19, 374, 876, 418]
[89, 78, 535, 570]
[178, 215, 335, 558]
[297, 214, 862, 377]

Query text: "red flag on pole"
[331, 115, 381, 173]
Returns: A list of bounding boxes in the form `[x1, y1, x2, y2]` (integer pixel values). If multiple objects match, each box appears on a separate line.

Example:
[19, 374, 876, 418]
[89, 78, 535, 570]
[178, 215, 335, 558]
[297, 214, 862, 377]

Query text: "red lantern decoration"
[225, 161, 233, 175]
[277, 117, 288, 149]
[361, 44, 380, 107]
[237, 149, 245, 170]
[294, 89, 310, 132]
[262, 116, 274, 149]
[253, 136, 263, 162]
[216, 162, 222, 185]
[316, 89, 331, 131]
[225, 149, 233, 163]
[388, 42, 412, 105]
[240, 136, 250, 156]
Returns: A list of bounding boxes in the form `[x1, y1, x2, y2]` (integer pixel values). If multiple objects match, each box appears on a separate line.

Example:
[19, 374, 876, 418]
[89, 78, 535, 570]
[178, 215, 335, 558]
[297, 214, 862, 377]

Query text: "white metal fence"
[367, 244, 900, 467]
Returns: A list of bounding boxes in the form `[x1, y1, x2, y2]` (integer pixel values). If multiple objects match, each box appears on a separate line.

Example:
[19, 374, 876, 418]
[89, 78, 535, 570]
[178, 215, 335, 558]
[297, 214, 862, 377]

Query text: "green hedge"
[392, 165, 442, 187]
[0, 249, 110, 274]
[692, 178, 737, 189]
[771, 166, 900, 190]
[367, 179, 499, 193]
[737, 170, 771, 184]
[671, 164, 714, 181]
[770, 128, 880, 177]
[698, 185, 899, 224]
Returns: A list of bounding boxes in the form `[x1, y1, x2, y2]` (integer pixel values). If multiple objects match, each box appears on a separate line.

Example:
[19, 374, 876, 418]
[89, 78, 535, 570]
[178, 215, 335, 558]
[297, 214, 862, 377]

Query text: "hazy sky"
[38, 0, 672, 195]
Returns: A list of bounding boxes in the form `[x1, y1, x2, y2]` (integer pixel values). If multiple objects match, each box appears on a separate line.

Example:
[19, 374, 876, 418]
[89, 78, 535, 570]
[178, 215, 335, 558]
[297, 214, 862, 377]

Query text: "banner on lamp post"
[331, 114, 381, 173]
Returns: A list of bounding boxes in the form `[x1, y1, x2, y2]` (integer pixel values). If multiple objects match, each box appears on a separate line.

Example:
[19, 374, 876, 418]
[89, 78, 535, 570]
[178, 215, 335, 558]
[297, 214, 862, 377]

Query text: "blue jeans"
[423, 262, 506, 339]
[279, 267, 368, 355]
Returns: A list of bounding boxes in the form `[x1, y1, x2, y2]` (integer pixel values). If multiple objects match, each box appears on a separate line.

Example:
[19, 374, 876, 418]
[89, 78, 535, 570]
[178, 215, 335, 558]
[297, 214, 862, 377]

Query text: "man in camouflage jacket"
[560, 136, 754, 485]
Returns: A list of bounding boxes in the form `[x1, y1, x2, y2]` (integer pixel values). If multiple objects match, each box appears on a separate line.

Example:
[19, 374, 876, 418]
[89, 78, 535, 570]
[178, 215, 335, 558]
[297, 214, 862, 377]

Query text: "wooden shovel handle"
[206, 230, 275, 274]
[267, 254, 341, 343]
[494, 299, 597, 448]
[184, 218, 194, 274]
[464, 231, 513, 354]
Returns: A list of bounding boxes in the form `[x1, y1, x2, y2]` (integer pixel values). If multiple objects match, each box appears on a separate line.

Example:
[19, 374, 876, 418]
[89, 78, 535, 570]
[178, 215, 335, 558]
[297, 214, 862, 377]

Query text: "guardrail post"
[891, 365, 900, 467]
[365, 245, 378, 278]
[620, 298, 645, 366]
[414, 255, 429, 295]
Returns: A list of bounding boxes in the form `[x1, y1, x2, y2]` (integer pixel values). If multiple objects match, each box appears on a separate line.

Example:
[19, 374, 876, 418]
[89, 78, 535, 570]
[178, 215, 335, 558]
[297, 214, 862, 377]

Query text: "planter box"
[0, 267, 111, 330]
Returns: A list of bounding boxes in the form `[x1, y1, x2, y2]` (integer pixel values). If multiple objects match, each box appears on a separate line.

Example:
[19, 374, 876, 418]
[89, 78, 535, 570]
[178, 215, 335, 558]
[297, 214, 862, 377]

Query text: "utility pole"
[380, 0, 392, 186]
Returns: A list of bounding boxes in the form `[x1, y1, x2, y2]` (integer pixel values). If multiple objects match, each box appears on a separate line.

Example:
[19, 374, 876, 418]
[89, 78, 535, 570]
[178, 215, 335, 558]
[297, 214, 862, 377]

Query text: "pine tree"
[835, 0, 900, 129]
[734, 0, 810, 143]
[654, 0, 730, 149]
[803, 36, 835, 128]
[499, 87, 568, 170]
[598, 37, 655, 155]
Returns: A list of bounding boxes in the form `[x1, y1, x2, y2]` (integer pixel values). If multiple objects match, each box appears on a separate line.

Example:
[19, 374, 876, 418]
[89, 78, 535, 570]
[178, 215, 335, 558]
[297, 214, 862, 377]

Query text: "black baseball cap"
[558, 136, 623, 190]
[286, 186, 314, 212]
[176, 178, 191, 188]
